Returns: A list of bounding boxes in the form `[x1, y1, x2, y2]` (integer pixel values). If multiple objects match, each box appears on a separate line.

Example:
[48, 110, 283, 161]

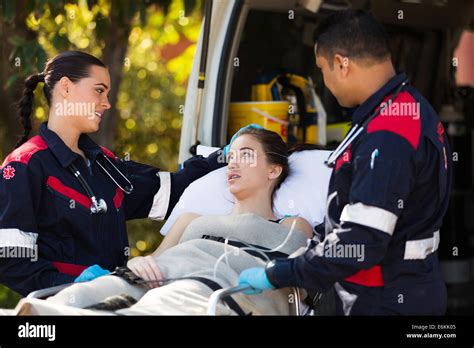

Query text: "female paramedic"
[0, 51, 226, 296]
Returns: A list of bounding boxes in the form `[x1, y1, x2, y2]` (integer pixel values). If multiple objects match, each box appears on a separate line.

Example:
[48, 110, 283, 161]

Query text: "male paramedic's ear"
[223, 123, 264, 157]
[74, 264, 110, 283]
[335, 54, 349, 75]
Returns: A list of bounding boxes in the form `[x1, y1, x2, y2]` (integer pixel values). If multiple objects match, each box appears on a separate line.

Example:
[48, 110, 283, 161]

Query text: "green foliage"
[114, 1, 202, 256]
[0, 284, 21, 309]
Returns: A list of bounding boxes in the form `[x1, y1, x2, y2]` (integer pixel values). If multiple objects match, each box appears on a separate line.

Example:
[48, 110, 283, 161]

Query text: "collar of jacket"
[39, 122, 104, 168]
[350, 72, 408, 126]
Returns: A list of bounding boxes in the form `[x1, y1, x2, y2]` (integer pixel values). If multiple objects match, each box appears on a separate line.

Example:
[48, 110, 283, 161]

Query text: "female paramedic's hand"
[127, 255, 164, 289]
[223, 124, 263, 157]
[75, 264, 110, 283]
[238, 267, 275, 295]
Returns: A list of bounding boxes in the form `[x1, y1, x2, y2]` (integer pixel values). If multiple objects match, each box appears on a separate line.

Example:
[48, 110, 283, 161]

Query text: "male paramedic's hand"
[238, 267, 275, 295]
[74, 264, 110, 283]
[224, 124, 263, 157]
[127, 255, 164, 289]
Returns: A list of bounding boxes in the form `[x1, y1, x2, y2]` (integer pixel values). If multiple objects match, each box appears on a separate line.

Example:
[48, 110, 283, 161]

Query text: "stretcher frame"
[26, 283, 310, 315]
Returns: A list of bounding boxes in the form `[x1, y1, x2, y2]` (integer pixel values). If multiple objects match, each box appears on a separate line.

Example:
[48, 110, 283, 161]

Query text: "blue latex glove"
[238, 267, 274, 295]
[224, 124, 264, 157]
[74, 264, 110, 283]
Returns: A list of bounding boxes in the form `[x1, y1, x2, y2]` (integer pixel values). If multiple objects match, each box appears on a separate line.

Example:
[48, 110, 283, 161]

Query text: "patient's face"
[226, 134, 275, 199]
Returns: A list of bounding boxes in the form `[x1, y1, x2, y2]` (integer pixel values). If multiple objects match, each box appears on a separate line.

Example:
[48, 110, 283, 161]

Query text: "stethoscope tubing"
[68, 153, 134, 214]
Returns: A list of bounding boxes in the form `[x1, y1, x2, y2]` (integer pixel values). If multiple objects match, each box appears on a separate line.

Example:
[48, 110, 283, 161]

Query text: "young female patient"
[18, 128, 314, 315]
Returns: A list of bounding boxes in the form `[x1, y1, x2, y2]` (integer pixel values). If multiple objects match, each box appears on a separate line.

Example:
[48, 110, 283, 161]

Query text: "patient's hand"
[127, 256, 164, 289]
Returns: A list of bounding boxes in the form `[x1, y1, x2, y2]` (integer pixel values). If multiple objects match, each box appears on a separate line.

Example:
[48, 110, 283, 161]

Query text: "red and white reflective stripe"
[0, 228, 38, 249]
[148, 171, 171, 221]
[404, 230, 440, 260]
[340, 203, 398, 236]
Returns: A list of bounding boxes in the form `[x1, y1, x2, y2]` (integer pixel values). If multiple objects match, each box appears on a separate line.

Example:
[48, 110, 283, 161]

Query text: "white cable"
[226, 217, 298, 253]
[211, 218, 299, 279]
[212, 246, 270, 280]
[224, 238, 230, 268]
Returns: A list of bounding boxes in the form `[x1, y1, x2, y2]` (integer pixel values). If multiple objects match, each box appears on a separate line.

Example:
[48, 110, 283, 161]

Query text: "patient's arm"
[153, 212, 201, 256]
[281, 217, 314, 239]
[126, 212, 200, 288]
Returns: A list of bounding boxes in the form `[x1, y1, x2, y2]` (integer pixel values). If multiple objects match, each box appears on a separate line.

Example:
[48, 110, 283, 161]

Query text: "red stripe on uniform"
[437, 121, 445, 144]
[113, 187, 123, 209]
[367, 91, 421, 150]
[344, 265, 384, 287]
[52, 262, 88, 276]
[46, 176, 92, 209]
[100, 146, 116, 160]
[335, 145, 351, 172]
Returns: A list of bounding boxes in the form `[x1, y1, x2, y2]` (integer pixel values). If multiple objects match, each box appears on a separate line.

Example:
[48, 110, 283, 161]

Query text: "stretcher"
[25, 275, 320, 316]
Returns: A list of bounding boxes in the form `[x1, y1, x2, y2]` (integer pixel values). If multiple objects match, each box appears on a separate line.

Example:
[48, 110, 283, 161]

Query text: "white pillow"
[160, 149, 333, 235]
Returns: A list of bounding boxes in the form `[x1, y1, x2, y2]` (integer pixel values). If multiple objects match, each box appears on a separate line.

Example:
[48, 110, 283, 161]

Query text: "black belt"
[201, 235, 289, 261]
[186, 276, 248, 316]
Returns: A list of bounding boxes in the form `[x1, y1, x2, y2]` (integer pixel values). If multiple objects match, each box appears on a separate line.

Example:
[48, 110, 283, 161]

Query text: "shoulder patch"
[2, 165, 16, 180]
[367, 91, 421, 150]
[1, 136, 48, 168]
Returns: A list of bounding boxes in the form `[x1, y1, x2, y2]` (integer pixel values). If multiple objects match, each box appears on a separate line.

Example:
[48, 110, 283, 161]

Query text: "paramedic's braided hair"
[236, 128, 325, 201]
[16, 73, 45, 148]
[15, 51, 106, 148]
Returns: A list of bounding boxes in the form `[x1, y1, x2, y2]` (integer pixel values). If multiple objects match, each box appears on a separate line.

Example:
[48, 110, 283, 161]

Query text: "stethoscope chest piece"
[68, 153, 133, 214]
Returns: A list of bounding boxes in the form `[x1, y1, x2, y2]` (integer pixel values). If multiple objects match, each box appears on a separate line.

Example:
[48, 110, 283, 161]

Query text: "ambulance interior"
[214, 0, 474, 313]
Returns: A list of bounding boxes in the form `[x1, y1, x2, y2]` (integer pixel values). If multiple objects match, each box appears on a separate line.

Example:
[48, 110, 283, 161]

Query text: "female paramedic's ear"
[58, 76, 72, 99]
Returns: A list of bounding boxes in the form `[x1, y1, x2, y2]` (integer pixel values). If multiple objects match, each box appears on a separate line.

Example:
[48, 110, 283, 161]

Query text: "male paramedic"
[239, 9, 452, 315]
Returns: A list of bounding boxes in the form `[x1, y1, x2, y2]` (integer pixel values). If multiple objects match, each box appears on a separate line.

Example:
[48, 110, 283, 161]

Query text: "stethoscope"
[68, 153, 134, 214]
[324, 78, 409, 168]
